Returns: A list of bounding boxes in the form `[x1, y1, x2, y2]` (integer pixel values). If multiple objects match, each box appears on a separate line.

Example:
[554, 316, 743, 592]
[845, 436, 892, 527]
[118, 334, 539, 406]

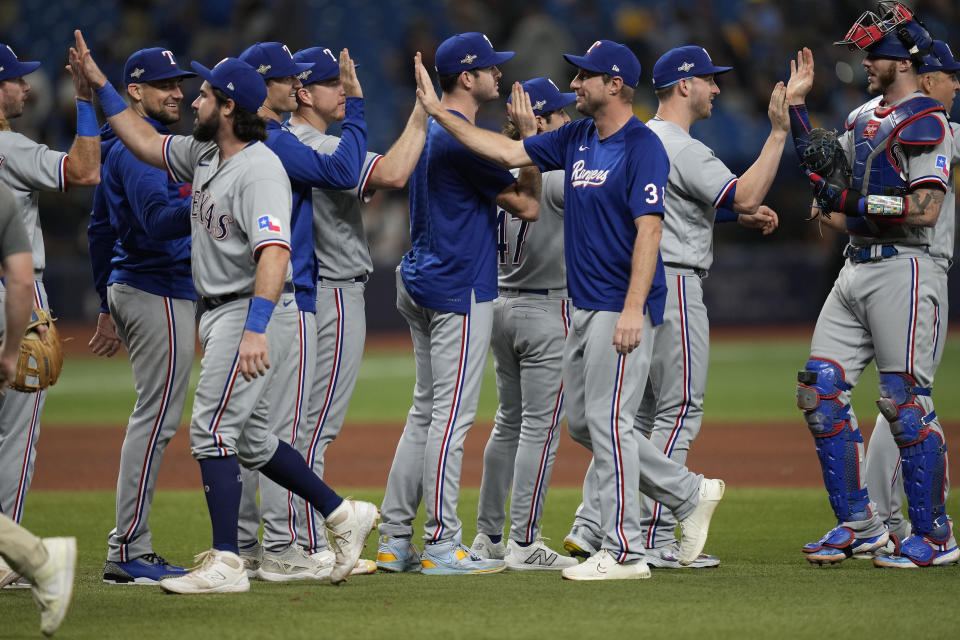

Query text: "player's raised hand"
[414, 52, 442, 117]
[613, 307, 644, 355]
[338, 48, 363, 99]
[738, 204, 780, 235]
[67, 45, 93, 101]
[238, 331, 270, 382]
[71, 29, 108, 90]
[508, 82, 538, 138]
[786, 47, 815, 105]
[768, 81, 789, 133]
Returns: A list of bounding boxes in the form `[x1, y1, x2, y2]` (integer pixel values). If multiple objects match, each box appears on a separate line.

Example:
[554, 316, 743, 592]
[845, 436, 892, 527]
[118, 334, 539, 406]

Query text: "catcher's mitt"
[8, 308, 63, 392]
[801, 128, 852, 219]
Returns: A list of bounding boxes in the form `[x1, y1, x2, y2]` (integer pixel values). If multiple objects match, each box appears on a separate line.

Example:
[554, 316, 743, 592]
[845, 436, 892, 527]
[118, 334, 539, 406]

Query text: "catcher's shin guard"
[797, 359, 870, 521]
[877, 373, 946, 536]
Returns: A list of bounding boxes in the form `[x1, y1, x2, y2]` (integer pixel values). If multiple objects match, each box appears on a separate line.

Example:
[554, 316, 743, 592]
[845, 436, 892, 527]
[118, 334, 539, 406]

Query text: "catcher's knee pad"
[898, 429, 947, 537]
[876, 372, 935, 447]
[797, 360, 869, 521]
[797, 359, 851, 436]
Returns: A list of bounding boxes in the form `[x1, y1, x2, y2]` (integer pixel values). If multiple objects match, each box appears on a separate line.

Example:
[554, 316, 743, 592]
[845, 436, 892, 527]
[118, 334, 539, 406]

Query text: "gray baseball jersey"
[0, 181, 30, 260]
[0, 131, 67, 272]
[0, 133, 66, 525]
[283, 123, 378, 279]
[645, 118, 737, 271]
[161, 136, 293, 296]
[477, 170, 568, 547]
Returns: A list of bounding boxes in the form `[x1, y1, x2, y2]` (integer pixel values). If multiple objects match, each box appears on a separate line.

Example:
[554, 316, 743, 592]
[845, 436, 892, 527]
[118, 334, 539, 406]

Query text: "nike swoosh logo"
[282, 300, 293, 307]
[579, 145, 589, 151]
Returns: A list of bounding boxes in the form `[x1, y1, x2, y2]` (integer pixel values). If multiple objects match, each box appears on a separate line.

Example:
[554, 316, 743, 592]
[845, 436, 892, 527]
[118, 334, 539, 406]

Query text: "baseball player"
[841, 39, 959, 558]
[469, 77, 578, 571]
[789, 5, 957, 567]
[72, 31, 378, 593]
[87, 47, 196, 586]
[564, 46, 787, 570]
[281, 46, 427, 566]
[413, 39, 725, 581]
[376, 32, 541, 576]
[0, 42, 100, 546]
[232, 41, 375, 582]
[0, 180, 76, 634]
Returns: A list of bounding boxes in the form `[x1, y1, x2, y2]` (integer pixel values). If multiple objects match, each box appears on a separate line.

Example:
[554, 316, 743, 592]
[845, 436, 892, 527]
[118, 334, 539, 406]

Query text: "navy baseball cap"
[507, 77, 576, 116]
[122, 48, 195, 85]
[190, 57, 266, 114]
[652, 46, 732, 89]
[0, 44, 41, 82]
[563, 40, 641, 88]
[435, 32, 514, 75]
[239, 42, 313, 80]
[293, 47, 345, 85]
[920, 40, 960, 74]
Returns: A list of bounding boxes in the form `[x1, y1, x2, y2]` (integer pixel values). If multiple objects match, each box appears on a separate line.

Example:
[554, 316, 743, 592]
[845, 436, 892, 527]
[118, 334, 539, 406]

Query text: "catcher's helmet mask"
[835, 2, 932, 64]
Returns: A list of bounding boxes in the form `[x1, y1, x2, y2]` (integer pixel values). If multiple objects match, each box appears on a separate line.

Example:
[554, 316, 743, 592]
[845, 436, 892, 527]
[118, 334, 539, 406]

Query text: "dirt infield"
[33, 421, 959, 491]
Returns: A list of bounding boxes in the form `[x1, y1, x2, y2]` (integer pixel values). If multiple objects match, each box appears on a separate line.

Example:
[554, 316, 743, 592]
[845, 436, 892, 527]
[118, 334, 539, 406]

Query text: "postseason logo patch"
[936, 155, 950, 178]
[258, 215, 282, 233]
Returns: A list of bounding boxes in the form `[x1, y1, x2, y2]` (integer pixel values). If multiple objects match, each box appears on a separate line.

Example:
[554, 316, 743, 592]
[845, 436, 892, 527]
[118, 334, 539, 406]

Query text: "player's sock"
[516, 540, 532, 547]
[488, 534, 502, 544]
[198, 456, 243, 554]
[260, 441, 344, 517]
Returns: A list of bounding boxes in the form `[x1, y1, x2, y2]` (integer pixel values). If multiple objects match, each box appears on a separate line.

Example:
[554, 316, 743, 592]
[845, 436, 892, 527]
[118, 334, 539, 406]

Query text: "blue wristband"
[95, 82, 128, 118]
[715, 206, 738, 223]
[76, 99, 98, 137]
[244, 296, 275, 334]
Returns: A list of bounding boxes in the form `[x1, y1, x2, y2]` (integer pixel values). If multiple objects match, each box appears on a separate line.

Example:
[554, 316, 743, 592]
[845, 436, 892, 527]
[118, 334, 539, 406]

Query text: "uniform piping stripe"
[253, 239, 291, 255]
[905, 259, 919, 373]
[285, 312, 310, 545]
[57, 155, 67, 192]
[306, 292, 346, 550]
[121, 297, 178, 561]
[431, 313, 470, 543]
[357, 154, 383, 203]
[648, 276, 692, 547]
[908, 176, 948, 190]
[609, 355, 629, 562]
[523, 302, 570, 541]
[12, 284, 47, 522]
[161, 135, 177, 181]
[891, 455, 902, 489]
[206, 350, 242, 457]
[932, 304, 941, 359]
[712, 177, 737, 208]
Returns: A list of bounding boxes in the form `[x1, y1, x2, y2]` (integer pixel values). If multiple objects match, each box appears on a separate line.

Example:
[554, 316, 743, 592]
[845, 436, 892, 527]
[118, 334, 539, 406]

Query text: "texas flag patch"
[936, 155, 950, 178]
[257, 215, 282, 233]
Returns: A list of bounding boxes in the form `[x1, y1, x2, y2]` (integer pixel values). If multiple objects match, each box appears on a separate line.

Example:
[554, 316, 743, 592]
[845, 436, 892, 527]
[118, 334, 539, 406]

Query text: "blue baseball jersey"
[88, 118, 195, 313]
[262, 97, 367, 312]
[523, 116, 668, 321]
[400, 112, 517, 314]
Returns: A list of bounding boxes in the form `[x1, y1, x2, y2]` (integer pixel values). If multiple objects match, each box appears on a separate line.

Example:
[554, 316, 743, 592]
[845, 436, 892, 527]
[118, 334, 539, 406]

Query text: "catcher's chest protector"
[846, 94, 945, 195]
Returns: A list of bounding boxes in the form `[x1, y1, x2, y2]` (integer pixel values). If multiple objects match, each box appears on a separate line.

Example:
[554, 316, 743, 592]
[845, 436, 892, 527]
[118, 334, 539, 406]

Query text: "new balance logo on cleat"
[524, 549, 557, 567]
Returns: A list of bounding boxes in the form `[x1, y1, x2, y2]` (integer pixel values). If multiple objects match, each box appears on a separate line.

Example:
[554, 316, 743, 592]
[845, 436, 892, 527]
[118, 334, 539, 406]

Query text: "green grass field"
[44, 335, 960, 426]
[6, 488, 960, 639]
[10, 334, 959, 638]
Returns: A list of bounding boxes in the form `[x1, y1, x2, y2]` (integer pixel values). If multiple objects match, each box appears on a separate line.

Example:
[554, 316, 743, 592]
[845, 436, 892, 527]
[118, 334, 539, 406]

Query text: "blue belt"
[845, 245, 899, 263]
[202, 282, 294, 310]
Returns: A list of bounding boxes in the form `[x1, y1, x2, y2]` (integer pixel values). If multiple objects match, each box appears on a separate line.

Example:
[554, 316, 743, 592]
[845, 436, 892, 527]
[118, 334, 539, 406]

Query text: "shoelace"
[187, 550, 220, 572]
[138, 553, 170, 567]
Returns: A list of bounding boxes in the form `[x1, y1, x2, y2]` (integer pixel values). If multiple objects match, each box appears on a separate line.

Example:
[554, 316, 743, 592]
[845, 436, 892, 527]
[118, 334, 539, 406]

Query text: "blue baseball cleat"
[873, 532, 959, 568]
[420, 539, 505, 575]
[102, 553, 187, 585]
[376, 535, 421, 573]
[803, 526, 889, 565]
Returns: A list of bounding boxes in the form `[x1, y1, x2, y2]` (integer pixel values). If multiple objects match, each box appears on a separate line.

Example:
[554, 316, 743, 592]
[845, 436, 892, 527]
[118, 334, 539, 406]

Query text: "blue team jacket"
[88, 118, 195, 313]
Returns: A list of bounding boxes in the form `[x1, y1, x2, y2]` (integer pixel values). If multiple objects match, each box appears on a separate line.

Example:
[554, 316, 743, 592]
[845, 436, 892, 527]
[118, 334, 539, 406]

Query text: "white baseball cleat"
[31, 537, 77, 636]
[307, 549, 376, 576]
[159, 549, 249, 594]
[563, 524, 601, 559]
[506, 539, 578, 571]
[257, 545, 333, 582]
[561, 549, 650, 581]
[325, 499, 380, 585]
[0, 556, 23, 589]
[238, 542, 262, 579]
[678, 478, 725, 566]
[471, 533, 505, 560]
[645, 542, 720, 569]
